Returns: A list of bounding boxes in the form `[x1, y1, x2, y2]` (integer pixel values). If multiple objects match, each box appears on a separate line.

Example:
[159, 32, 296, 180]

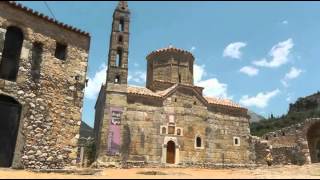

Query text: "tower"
[106, 1, 130, 85]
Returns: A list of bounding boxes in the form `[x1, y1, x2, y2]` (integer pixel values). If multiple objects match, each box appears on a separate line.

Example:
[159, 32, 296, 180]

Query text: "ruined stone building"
[254, 118, 320, 165]
[0, 1, 90, 169]
[94, 1, 253, 167]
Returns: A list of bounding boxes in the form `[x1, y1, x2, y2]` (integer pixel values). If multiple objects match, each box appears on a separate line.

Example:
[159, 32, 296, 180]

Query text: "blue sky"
[19, 1, 320, 127]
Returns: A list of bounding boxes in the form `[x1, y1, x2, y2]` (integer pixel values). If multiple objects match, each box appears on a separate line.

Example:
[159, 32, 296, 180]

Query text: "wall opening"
[0, 95, 22, 167]
[119, 18, 124, 32]
[196, 137, 202, 148]
[54, 42, 67, 60]
[114, 75, 120, 84]
[31, 42, 43, 82]
[118, 35, 123, 44]
[166, 140, 175, 164]
[116, 48, 123, 67]
[307, 122, 320, 163]
[161, 127, 166, 134]
[0, 26, 24, 81]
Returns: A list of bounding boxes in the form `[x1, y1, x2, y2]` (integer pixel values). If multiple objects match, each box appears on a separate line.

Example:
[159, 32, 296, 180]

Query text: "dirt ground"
[1, 163, 320, 179]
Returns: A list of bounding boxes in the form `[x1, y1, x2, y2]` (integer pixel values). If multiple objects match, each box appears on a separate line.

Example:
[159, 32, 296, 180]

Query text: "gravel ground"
[1, 163, 320, 179]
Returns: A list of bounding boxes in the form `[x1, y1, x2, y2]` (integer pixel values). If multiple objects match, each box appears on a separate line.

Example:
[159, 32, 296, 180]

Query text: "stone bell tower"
[106, 1, 130, 85]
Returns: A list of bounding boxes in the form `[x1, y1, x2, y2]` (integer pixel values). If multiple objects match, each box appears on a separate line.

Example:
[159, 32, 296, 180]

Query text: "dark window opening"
[119, 18, 124, 32]
[118, 35, 123, 43]
[282, 132, 285, 136]
[162, 127, 166, 134]
[234, 138, 239, 145]
[31, 42, 43, 82]
[274, 134, 277, 137]
[265, 136, 269, 140]
[116, 49, 122, 67]
[0, 26, 24, 81]
[114, 75, 120, 84]
[177, 129, 181, 136]
[196, 137, 202, 147]
[54, 42, 67, 60]
[178, 73, 181, 83]
[174, 98, 177, 102]
[194, 101, 197, 105]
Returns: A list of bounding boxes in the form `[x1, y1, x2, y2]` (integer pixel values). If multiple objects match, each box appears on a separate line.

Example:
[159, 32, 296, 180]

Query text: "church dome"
[146, 45, 195, 91]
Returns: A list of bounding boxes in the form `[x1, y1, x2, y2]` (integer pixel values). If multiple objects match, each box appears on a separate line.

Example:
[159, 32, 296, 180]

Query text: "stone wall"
[96, 86, 254, 167]
[253, 118, 320, 165]
[0, 2, 90, 169]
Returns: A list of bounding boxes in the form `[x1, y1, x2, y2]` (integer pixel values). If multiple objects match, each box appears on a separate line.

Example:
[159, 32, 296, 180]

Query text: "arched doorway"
[307, 122, 320, 163]
[0, 95, 22, 167]
[166, 140, 175, 164]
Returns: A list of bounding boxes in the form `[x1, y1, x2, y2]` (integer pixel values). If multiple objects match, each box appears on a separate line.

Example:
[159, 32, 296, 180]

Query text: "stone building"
[0, 1, 90, 169]
[94, 1, 253, 167]
[254, 118, 320, 165]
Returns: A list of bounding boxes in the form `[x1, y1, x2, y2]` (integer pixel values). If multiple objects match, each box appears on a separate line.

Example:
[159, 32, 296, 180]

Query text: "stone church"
[94, 1, 253, 167]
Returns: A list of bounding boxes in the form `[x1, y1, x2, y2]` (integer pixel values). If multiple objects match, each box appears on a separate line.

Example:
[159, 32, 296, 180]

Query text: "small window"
[196, 137, 202, 148]
[55, 42, 67, 60]
[265, 136, 269, 140]
[118, 35, 123, 43]
[119, 18, 124, 32]
[174, 98, 177, 102]
[161, 127, 166, 134]
[177, 129, 181, 136]
[193, 101, 197, 105]
[282, 132, 285, 136]
[178, 73, 181, 83]
[233, 137, 240, 146]
[273, 134, 277, 137]
[114, 75, 120, 84]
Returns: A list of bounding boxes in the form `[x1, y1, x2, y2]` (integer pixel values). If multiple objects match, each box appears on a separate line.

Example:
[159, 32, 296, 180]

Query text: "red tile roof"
[5, 1, 90, 37]
[127, 85, 244, 109]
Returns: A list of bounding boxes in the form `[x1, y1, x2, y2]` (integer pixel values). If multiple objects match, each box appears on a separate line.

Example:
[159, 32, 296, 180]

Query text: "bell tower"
[106, 1, 130, 84]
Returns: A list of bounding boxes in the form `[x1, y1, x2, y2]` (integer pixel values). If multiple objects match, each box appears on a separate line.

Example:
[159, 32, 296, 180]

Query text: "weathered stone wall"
[254, 118, 320, 165]
[96, 87, 253, 167]
[0, 2, 90, 170]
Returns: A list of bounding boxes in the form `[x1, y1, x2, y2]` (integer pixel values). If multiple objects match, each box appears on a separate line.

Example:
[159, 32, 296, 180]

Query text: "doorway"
[0, 95, 22, 167]
[166, 140, 175, 164]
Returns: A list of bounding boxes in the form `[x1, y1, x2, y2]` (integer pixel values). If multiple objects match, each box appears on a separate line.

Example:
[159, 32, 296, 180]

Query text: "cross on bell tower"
[106, 1, 130, 84]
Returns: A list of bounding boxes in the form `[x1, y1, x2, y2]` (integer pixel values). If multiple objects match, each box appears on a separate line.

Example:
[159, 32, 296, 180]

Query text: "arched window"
[0, 26, 24, 81]
[162, 127, 166, 134]
[233, 137, 240, 146]
[119, 18, 124, 32]
[31, 42, 43, 82]
[196, 137, 202, 148]
[178, 73, 181, 83]
[116, 48, 122, 67]
[114, 75, 120, 84]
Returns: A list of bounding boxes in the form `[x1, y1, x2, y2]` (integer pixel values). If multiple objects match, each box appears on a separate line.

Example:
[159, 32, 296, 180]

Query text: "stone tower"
[94, 1, 131, 165]
[106, 1, 130, 85]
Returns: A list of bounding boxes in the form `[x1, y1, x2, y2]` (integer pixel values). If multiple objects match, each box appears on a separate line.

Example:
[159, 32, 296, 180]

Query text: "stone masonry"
[0, 1, 90, 169]
[94, 1, 254, 168]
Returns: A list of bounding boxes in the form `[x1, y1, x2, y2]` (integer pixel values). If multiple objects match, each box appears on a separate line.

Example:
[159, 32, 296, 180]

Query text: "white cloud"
[84, 63, 107, 100]
[190, 46, 196, 52]
[239, 89, 280, 108]
[223, 42, 247, 59]
[193, 63, 230, 99]
[128, 71, 146, 84]
[281, 67, 303, 87]
[282, 20, 288, 24]
[253, 38, 294, 68]
[239, 66, 259, 76]
[194, 64, 206, 83]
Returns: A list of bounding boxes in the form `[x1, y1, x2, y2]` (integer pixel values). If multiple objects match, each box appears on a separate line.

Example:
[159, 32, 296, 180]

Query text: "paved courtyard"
[1, 164, 320, 179]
